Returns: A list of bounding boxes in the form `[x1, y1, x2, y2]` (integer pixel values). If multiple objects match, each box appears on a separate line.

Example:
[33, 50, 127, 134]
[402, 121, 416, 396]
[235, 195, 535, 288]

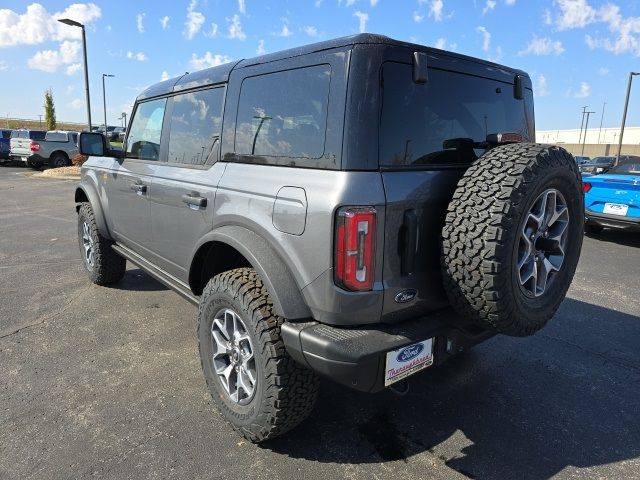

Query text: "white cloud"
[65, 84, 75, 95]
[413, 11, 425, 23]
[315, 0, 323, 6]
[519, 36, 565, 56]
[345, 0, 357, 6]
[303, 25, 318, 37]
[184, 0, 205, 39]
[227, 14, 246, 40]
[189, 52, 232, 70]
[477, 26, 491, 51]
[66, 63, 82, 75]
[490, 45, 503, 62]
[238, 0, 246, 14]
[205, 23, 219, 38]
[68, 99, 83, 109]
[482, 0, 496, 15]
[160, 71, 170, 81]
[160, 16, 170, 30]
[505, 0, 516, 5]
[543, 8, 552, 25]
[584, 4, 640, 56]
[256, 39, 265, 55]
[279, 24, 293, 37]
[136, 13, 145, 33]
[0, 60, 8, 71]
[0, 3, 101, 48]
[433, 37, 447, 49]
[27, 40, 81, 73]
[598, 67, 610, 76]
[555, 0, 596, 30]
[371, 0, 380, 5]
[354, 11, 368, 32]
[574, 81, 591, 98]
[126, 51, 148, 61]
[429, 0, 444, 22]
[536, 74, 550, 97]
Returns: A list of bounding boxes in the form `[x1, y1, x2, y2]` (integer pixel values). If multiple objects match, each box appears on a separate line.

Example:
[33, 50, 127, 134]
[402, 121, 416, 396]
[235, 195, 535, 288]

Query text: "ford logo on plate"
[395, 289, 417, 303]
[396, 344, 424, 363]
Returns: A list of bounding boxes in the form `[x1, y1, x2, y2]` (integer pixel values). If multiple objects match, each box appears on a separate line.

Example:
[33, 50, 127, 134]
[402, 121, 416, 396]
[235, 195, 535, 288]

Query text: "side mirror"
[79, 132, 107, 156]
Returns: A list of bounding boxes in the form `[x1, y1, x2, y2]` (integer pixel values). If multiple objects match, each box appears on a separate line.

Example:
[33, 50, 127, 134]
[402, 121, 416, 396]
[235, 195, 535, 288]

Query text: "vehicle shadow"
[266, 298, 640, 479]
[585, 230, 640, 248]
[109, 268, 168, 292]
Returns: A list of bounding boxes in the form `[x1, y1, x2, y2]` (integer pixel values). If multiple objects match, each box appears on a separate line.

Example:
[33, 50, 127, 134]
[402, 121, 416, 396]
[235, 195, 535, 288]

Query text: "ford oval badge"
[395, 289, 417, 303]
[396, 344, 424, 363]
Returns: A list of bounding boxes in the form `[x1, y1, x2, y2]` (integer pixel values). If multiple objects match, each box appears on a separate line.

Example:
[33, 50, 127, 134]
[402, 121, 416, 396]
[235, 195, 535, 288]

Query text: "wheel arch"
[189, 225, 311, 320]
[75, 182, 112, 240]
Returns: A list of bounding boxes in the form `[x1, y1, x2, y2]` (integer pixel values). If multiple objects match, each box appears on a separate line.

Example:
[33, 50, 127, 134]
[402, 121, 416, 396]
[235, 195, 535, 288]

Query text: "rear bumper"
[282, 308, 494, 392]
[586, 210, 640, 231]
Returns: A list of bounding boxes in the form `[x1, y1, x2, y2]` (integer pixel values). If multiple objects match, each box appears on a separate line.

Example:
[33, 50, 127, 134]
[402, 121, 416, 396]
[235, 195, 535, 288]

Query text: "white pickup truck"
[11, 130, 79, 169]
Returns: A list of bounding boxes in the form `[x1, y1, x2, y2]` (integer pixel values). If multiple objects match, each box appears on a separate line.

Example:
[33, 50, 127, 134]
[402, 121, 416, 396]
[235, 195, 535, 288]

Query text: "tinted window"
[235, 65, 330, 160]
[611, 157, 640, 175]
[45, 131, 68, 142]
[71, 133, 78, 143]
[167, 87, 224, 166]
[1, 130, 11, 139]
[379, 63, 528, 168]
[30, 131, 46, 140]
[126, 98, 167, 161]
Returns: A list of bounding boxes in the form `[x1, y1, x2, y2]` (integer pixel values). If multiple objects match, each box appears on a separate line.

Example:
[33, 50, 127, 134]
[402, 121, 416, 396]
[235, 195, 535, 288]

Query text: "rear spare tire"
[441, 144, 584, 337]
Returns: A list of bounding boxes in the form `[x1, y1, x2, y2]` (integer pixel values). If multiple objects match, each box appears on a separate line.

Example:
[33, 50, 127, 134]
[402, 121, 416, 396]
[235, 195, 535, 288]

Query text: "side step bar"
[111, 244, 199, 306]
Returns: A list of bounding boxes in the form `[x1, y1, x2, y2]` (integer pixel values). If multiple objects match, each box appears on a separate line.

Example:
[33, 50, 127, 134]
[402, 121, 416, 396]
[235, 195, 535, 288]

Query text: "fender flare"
[75, 181, 112, 240]
[194, 225, 311, 320]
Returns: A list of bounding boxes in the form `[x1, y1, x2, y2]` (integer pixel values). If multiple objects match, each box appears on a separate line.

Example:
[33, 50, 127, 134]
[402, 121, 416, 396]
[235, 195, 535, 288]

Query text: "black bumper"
[282, 308, 494, 393]
[586, 210, 640, 231]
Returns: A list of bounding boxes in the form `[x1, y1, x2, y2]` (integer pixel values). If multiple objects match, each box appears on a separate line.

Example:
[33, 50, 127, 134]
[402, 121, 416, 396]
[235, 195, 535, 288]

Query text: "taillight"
[334, 206, 376, 291]
[582, 182, 592, 193]
[30, 141, 40, 152]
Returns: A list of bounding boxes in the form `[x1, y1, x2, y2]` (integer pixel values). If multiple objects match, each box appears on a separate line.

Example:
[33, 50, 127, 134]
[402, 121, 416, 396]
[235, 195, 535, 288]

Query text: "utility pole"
[617, 72, 639, 161]
[582, 111, 595, 155]
[102, 73, 114, 133]
[38, 114, 43, 126]
[578, 106, 588, 145]
[597, 102, 606, 145]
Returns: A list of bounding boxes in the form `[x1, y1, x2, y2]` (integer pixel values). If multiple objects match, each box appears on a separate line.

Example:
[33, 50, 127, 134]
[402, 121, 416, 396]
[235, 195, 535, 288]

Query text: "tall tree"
[44, 89, 56, 131]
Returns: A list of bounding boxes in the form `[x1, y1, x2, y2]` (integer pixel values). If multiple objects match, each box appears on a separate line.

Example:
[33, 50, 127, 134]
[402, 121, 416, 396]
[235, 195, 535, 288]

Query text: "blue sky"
[1, 0, 640, 131]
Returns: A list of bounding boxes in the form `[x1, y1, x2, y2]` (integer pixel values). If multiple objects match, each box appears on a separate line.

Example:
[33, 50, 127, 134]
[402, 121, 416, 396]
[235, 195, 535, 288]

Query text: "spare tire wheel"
[441, 143, 584, 337]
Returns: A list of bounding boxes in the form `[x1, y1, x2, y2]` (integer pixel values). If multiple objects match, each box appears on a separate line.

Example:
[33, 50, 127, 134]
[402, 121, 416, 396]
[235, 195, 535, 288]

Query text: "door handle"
[130, 183, 147, 194]
[181, 193, 207, 208]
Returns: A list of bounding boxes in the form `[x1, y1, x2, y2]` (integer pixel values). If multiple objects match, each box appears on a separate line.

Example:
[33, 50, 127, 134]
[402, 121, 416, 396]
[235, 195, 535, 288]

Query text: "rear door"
[147, 86, 226, 281]
[378, 61, 531, 322]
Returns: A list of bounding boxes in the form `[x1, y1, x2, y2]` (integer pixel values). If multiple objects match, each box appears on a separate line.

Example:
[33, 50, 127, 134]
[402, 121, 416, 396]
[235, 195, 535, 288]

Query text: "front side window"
[379, 62, 529, 168]
[126, 98, 167, 161]
[167, 87, 224, 166]
[235, 65, 331, 160]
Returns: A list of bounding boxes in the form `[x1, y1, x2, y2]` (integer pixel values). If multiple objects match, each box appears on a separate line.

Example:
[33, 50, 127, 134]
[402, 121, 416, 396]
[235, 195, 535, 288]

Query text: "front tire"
[77, 202, 126, 285]
[198, 268, 319, 442]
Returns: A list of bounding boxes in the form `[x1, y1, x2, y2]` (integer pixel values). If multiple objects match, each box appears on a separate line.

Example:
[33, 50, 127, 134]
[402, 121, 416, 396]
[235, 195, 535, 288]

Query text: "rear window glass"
[45, 132, 69, 142]
[168, 87, 224, 166]
[379, 62, 529, 168]
[234, 64, 330, 162]
[611, 157, 640, 175]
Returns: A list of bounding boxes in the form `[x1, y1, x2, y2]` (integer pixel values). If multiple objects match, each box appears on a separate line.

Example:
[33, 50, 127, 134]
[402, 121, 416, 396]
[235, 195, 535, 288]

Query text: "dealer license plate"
[384, 338, 434, 386]
[603, 203, 628, 216]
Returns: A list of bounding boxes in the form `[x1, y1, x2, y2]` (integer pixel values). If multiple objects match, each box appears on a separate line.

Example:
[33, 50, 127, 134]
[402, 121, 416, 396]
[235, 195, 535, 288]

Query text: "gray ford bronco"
[75, 34, 584, 442]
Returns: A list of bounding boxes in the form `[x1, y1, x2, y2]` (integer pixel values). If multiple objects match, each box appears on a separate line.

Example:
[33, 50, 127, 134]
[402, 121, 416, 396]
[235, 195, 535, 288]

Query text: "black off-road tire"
[50, 152, 69, 168]
[584, 223, 604, 234]
[198, 268, 319, 443]
[441, 144, 584, 337]
[77, 202, 126, 285]
[26, 159, 40, 170]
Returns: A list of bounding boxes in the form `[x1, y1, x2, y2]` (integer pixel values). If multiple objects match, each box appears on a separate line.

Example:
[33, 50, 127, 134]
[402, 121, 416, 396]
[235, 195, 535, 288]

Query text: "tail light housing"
[334, 206, 376, 291]
[30, 141, 40, 152]
[582, 182, 592, 193]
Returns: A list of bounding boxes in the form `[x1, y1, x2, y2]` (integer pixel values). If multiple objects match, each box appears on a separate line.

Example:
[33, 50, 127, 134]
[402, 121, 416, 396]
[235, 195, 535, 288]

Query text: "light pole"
[120, 111, 127, 128]
[597, 102, 606, 145]
[617, 72, 639, 160]
[582, 111, 595, 155]
[578, 106, 588, 145]
[102, 73, 114, 133]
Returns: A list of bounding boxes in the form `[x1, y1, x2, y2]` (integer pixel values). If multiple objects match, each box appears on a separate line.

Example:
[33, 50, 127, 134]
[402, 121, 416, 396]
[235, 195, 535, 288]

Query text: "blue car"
[583, 155, 640, 233]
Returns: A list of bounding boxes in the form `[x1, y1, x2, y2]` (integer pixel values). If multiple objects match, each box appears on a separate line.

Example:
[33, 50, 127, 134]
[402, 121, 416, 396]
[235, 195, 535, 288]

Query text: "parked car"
[10, 129, 46, 167]
[74, 34, 584, 442]
[583, 155, 640, 232]
[580, 156, 615, 175]
[14, 130, 79, 169]
[574, 155, 591, 165]
[0, 129, 12, 162]
[109, 127, 125, 142]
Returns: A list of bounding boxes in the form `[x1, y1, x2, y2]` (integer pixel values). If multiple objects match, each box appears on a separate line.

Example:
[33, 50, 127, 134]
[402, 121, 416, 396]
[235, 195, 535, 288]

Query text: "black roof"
[137, 33, 528, 101]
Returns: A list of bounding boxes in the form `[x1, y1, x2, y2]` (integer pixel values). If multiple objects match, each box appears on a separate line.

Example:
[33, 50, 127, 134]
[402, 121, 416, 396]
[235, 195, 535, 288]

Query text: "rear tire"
[77, 202, 126, 285]
[198, 268, 319, 442]
[50, 152, 69, 168]
[442, 144, 584, 337]
[26, 159, 40, 170]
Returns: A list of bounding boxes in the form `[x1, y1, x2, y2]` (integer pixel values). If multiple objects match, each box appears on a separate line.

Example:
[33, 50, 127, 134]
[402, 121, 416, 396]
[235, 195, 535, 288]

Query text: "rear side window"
[611, 157, 640, 175]
[379, 62, 529, 168]
[71, 133, 78, 143]
[30, 131, 46, 141]
[234, 65, 331, 162]
[126, 98, 167, 161]
[45, 132, 68, 142]
[167, 87, 224, 166]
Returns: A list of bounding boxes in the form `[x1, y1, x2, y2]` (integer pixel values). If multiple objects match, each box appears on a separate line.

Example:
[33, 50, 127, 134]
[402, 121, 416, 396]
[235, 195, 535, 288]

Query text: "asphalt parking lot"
[1, 165, 639, 480]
